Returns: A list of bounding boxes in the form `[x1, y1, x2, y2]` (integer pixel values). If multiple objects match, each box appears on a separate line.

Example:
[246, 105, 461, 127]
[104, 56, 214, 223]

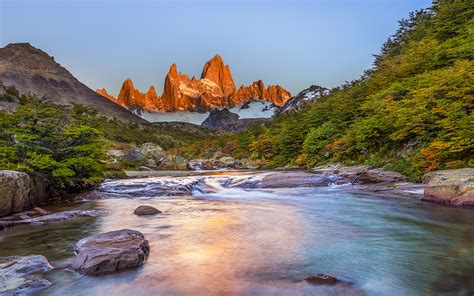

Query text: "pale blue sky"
[1, 0, 431, 95]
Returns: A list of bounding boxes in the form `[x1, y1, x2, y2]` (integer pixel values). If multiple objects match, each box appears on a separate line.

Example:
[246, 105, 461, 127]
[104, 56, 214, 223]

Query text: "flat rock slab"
[99, 177, 200, 198]
[134, 205, 161, 215]
[260, 172, 332, 188]
[72, 229, 150, 276]
[227, 172, 336, 189]
[422, 168, 474, 207]
[313, 164, 407, 184]
[0, 210, 98, 229]
[0, 255, 53, 295]
[0, 210, 99, 230]
[344, 182, 426, 198]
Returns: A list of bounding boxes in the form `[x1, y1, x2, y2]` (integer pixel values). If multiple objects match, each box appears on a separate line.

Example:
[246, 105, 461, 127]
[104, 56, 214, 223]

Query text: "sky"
[0, 0, 432, 96]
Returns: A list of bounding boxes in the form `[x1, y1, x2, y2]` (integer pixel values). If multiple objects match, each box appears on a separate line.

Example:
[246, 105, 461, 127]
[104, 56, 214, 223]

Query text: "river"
[1, 171, 473, 295]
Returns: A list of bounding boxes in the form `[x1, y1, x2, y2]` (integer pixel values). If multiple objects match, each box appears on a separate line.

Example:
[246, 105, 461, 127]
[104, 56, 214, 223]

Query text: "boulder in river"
[260, 172, 332, 188]
[72, 229, 150, 276]
[227, 172, 334, 188]
[422, 168, 474, 207]
[134, 205, 161, 215]
[304, 273, 339, 285]
[313, 163, 407, 183]
[0, 170, 50, 217]
[0, 255, 53, 295]
[218, 156, 235, 168]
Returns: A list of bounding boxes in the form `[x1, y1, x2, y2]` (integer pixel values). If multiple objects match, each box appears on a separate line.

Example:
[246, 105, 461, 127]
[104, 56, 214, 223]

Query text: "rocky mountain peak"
[200, 54, 236, 96]
[122, 78, 134, 89]
[168, 63, 178, 78]
[96, 88, 116, 101]
[147, 85, 157, 96]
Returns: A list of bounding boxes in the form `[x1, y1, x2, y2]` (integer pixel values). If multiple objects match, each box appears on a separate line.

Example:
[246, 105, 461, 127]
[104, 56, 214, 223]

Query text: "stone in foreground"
[422, 168, 474, 207]
[134, 205, 161, 215]
[0, 210, 98, 230]
[0, 255, 53, 295]
[304, 273, 339, 285]
[72, 229, 150, 276]
[0, 170, 49, 217]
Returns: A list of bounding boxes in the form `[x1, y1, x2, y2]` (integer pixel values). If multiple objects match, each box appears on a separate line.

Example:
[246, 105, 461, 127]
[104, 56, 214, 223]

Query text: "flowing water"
[1, 172, 473, 295]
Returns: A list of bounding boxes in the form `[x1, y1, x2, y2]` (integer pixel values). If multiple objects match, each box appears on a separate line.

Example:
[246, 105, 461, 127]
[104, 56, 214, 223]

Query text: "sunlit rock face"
[97, 55, 291, 112]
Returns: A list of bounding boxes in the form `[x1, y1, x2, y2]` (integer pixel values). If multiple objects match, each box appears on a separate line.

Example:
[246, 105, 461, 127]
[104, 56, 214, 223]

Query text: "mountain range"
[96, 54, 292, 112]
[0, 43, 310, 131]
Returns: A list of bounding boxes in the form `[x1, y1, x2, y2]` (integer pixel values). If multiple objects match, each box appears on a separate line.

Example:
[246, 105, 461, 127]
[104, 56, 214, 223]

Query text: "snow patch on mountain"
[230, 100, 278, 119]
[138, 100, 279, 125]
[141, 111, 210, 125]
[278, 85, 329, 114]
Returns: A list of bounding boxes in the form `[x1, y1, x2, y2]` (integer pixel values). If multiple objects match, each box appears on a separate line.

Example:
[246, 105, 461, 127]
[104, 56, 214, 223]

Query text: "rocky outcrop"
[158, 155, 188, 170]
[201, 108, 270, 132]
[421, 168, 474, 207]
[0, 82, 20, 113]
[72, 229, 150, 276]
[106, 143, 167, 169]
[187, 157, 256, 170]
[139, 143, 165, 163]
[0, 170, 50, 217]
[97, 54, 291, 112]
[116, 79, 162, 111]
[231, 80, 291, 107]
[202, 108, 239, 128]
[278, 85, 329, 114]
[200, 54, 236, 97]
[134, 205, 161, 215]
[0, 255, 53, 295]
[0, 43, 146, 122]
[96, 88, 115, 101]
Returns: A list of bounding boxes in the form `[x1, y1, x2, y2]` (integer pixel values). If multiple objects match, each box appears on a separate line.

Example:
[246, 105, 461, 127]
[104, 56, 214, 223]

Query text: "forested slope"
[181, 0, 473, 179]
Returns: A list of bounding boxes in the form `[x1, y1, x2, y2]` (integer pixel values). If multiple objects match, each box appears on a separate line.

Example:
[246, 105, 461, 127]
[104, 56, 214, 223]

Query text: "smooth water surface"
[1, 172, 473, 295]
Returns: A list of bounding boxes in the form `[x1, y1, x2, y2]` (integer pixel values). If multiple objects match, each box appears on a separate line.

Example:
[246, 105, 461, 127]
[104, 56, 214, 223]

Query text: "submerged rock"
[134, 205, 161, 215]
[304, 273, 339, 285]
[422, 168, 474, 207]
[72, 229, 150, 276]
[0, 255, 53, 295]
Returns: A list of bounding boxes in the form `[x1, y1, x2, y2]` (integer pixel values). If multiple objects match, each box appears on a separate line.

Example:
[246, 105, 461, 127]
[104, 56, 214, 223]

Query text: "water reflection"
[0, 173, 472, 295]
